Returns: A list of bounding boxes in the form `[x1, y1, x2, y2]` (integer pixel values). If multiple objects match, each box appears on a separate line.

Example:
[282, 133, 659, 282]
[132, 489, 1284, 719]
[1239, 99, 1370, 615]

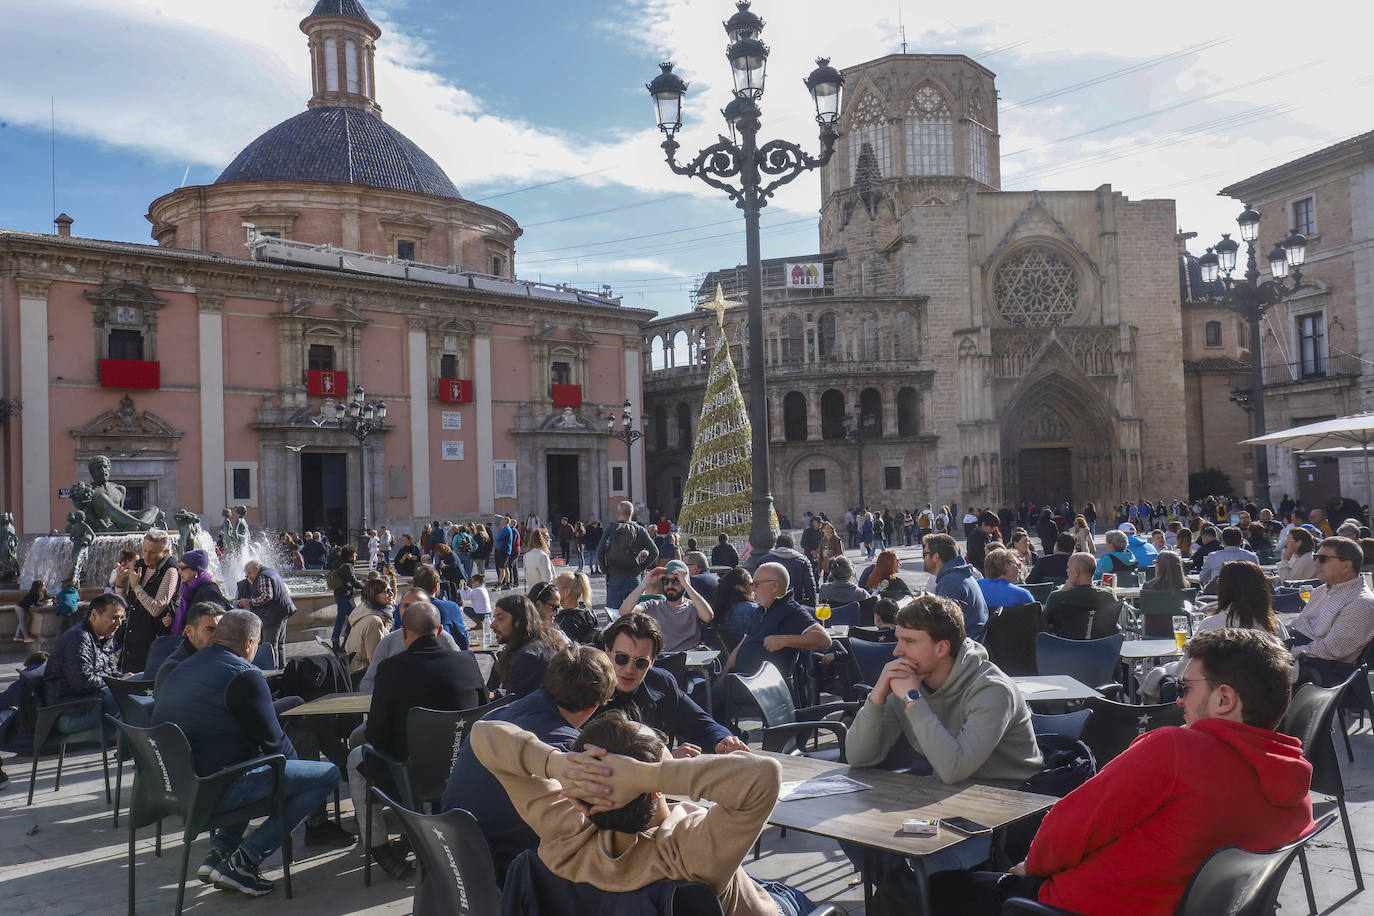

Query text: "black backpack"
[604, 522, 639, 569]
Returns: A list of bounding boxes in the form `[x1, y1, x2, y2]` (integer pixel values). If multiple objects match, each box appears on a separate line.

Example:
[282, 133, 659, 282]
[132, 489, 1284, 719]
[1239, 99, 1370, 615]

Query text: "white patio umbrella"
[1242, 413, 1374, 513]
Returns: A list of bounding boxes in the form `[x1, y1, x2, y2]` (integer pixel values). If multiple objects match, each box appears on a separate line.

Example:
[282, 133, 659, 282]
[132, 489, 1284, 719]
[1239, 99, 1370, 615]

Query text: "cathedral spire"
[301, 0, 383, 115]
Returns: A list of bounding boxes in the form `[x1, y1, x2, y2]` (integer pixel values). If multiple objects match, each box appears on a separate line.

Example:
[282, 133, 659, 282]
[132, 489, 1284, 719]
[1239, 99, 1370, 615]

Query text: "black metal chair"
[103, 674, 155, 827]
[826, 600, 863, 627]
[1280, 673, 1364, 908]
[1078, 696, 1184, 766]
[845, 625, 896, 643]
[1030, 709, 1092, 740]
[1134, 588, 1198, 638]
[845, 638, 896, 700]
[1002, 812, 1337, 916]
[983, 603, 1045, 677]
[503, 840, 849, 915]
[1335, 639, 1374, 762]
[20, 667, 111, 806]
[362, 695, 515, 885]
[723, 661, 859, 760]
[375, 787, 501, 916]
[1034, 633, 1125, 699]
[1022, 582, 1055, 605]
[116, 720, 292, 916]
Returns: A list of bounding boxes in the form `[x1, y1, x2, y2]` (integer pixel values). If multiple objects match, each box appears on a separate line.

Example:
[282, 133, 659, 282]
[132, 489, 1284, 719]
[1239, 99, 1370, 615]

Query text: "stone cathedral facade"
[642, 52, 1187, 519]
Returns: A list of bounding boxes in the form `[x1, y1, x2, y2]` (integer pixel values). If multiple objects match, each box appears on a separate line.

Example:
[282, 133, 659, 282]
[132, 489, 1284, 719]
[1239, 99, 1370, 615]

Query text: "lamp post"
[843, 402, 878, 511]
[312, 384, 387, 540]
[1197, 204, 1307, 510]
[607, 400, 644, 511]
[646, 0, 843, 553]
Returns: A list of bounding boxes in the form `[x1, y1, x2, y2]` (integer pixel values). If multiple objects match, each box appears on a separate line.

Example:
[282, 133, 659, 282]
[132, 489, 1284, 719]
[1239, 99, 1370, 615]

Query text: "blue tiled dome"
[308, 0, 372, 22]
[214, 107, 463, 199]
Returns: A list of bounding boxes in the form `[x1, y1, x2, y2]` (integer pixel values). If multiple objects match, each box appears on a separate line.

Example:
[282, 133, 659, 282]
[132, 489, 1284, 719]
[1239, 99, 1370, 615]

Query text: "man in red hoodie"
[932, 627, 1313, 916]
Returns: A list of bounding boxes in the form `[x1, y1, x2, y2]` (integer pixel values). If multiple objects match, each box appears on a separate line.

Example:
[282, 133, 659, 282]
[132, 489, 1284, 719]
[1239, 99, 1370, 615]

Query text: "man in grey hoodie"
[843, 594, 1042, 876]
[923, 533, 989, 639]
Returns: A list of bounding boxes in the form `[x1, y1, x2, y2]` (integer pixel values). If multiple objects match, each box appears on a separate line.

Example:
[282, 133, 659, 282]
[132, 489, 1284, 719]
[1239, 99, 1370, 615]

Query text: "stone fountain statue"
[68, 455, 166, 531]
[64, 510, 95, 581]
[174, 507, 203, 553]
[0, 512, 18, 584]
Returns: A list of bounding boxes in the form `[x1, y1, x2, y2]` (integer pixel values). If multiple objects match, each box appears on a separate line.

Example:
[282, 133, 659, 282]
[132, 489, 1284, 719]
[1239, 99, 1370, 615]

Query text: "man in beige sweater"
[472, 711, 819, 915]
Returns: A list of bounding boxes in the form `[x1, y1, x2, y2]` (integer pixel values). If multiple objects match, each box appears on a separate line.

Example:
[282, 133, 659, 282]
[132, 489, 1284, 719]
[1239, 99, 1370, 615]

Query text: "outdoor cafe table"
[1012, 675, 1104, 703]
[1119, 639, 1182, 700]
[759, 750, 1058, 910]
[280, 692, 371, 717]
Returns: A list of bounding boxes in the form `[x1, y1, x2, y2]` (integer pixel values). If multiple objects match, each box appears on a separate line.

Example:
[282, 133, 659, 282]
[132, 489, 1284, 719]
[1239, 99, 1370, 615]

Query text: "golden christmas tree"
[677, 285, 775, 544]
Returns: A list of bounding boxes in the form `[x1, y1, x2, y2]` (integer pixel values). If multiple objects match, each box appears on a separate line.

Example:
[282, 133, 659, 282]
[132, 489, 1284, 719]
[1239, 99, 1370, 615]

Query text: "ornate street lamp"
[312, 384, 387, 536]
[1196, 204, 1307, 509]
[607, 400, 645, 509]
[843, 403, 878, 511]
[646, 0, 843, 552]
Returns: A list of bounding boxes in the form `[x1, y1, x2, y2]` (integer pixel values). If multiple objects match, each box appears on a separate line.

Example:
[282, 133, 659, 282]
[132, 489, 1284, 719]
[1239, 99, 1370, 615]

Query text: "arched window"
[817, 311, 837, 358]
[847, 92, 890, 179]
[905, 84, 953, 175]
[653, 406, 667, 451]
[860, 314, 879, 360]
[677, 402, 692, 449]
[859, 387, 883, 436]
[820, 389, 847, 440]
[968, 91, 991, 185]
[897, 387, 919, 436]
[672, 330, 691, 368]
[780, 315, 803, 362]
[649, 335, 666, 371]
[893, 311, 916, 359]
[783, 392, 808, 441]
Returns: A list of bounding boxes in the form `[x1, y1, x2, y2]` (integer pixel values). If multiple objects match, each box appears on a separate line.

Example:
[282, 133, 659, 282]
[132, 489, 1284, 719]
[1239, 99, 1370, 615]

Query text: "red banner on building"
[99, 359, 160, 390]
[307, 369, 347, 397]
[551, 384, 582, 408]
[437, 378, 473, 403]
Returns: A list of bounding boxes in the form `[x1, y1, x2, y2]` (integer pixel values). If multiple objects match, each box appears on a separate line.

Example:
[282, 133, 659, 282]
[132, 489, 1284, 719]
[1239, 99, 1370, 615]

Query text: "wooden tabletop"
[760, 751, 1057, 858]
[1119, 638, 1182, 660]
[280, 692, 371, 717]
[1012, 675, 1103, 702]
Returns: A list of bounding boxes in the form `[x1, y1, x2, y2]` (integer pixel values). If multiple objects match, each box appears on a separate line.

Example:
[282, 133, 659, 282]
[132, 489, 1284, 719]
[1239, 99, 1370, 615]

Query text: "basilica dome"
[214, 106, 463, 199]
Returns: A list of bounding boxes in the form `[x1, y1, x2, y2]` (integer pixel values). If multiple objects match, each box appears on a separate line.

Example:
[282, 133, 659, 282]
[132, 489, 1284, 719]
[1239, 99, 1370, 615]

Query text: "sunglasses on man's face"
[1313, 554, 1342, 564]
[662, 577, 681, 586]
[613, 652, 652, 670]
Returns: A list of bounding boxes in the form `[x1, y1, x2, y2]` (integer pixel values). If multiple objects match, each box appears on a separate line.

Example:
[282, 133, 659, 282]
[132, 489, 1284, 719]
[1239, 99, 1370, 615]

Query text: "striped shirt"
[1291, 576, 1374, 664]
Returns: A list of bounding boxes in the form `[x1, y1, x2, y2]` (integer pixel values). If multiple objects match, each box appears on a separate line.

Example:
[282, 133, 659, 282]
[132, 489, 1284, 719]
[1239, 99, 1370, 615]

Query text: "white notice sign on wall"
[441, 441, 464, 461]
[493, 460, 517, 499]
[441, 411, 462, 430]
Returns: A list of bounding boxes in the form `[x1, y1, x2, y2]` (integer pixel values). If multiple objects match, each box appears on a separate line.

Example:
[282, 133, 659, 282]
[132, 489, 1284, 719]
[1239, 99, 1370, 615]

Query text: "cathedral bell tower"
[301, 0, 383, 116]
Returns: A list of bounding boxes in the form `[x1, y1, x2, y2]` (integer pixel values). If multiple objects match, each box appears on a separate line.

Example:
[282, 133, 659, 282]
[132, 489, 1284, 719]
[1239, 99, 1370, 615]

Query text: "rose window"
[993, 248, 1079, 328]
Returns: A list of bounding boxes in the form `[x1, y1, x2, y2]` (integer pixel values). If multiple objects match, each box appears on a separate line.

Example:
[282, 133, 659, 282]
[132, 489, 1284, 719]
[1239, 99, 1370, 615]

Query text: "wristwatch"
[906, 688, 922, 703]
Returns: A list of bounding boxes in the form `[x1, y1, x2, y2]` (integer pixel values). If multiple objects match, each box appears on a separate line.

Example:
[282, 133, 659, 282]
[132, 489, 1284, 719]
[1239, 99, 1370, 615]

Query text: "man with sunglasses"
[1289, 535, 1374, 671]
[618, 560, 713, 653]
[599, 613, 747, 757]
[930, 628, 1312, 916]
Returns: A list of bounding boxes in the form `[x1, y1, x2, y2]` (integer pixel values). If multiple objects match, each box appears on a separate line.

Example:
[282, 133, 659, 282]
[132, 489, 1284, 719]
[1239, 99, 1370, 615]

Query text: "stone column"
[475, 331, 495, 514]
[407, 317, 432, 518]
[806, 385, 822, 440]
[198, 292, 227, 517]
[18, 279, 50, 534]
[624, 341, 645, 514]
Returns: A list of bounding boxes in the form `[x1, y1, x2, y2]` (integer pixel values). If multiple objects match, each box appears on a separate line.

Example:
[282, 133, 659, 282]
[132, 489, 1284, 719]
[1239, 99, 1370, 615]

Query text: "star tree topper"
[697, 283, 740, 328]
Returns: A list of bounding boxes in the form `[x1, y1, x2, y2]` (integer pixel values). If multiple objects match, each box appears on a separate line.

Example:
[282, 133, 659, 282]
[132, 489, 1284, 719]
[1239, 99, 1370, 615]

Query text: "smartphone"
[940, 816, 992, 836]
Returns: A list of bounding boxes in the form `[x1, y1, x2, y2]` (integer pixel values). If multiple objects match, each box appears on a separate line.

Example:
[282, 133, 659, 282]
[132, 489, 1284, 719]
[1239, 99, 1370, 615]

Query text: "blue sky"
[0, 0, 1366, 316]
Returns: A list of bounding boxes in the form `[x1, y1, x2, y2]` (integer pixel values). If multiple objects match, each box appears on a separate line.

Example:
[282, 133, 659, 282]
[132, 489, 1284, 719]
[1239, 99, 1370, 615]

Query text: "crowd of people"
[7, 488, 1370, 915]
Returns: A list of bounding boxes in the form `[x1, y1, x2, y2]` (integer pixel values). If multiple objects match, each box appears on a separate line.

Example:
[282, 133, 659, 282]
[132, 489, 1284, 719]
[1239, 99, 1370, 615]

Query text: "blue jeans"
[605, 575, 638, 612]
[331, 594, 351, 645]
[587, 547, 598, 573]
[210, 759, 339, 866]
[56, 684, 120, 740]
[758, 879, 817, 915]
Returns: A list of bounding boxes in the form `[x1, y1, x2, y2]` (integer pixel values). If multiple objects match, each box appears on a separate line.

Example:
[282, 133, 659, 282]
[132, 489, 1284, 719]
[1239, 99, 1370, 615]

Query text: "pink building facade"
[0, 0, 648, 540]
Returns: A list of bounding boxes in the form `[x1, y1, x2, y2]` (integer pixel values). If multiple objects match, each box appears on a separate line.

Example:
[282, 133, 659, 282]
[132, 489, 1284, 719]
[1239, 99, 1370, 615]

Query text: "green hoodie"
[845, 639, 1043, 786]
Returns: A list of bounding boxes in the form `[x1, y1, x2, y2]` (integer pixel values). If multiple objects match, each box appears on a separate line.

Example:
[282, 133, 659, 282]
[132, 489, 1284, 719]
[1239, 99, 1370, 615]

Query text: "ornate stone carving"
[993, 247, 1079, 328]
[1022, 404, 1072, 443]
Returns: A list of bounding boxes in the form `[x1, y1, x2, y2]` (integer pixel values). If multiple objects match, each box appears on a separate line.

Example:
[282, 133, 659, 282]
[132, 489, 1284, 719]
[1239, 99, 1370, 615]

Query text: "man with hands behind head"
[472, 710, 820, 915]
[619, 561, 713, 653]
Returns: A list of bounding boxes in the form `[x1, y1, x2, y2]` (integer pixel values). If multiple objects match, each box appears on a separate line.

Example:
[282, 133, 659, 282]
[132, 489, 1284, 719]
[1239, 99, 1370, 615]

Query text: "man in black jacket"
[966, 512, 999, 574]
[237, 561, 297, 667]
[346, 599, 487, 877]
[1036, 510, 1061, 557]
[1028, 533, 1076, 584]
[153, 600, 225, 695]
[599, 614, 746, 756]
[43, 593, 126, 736]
